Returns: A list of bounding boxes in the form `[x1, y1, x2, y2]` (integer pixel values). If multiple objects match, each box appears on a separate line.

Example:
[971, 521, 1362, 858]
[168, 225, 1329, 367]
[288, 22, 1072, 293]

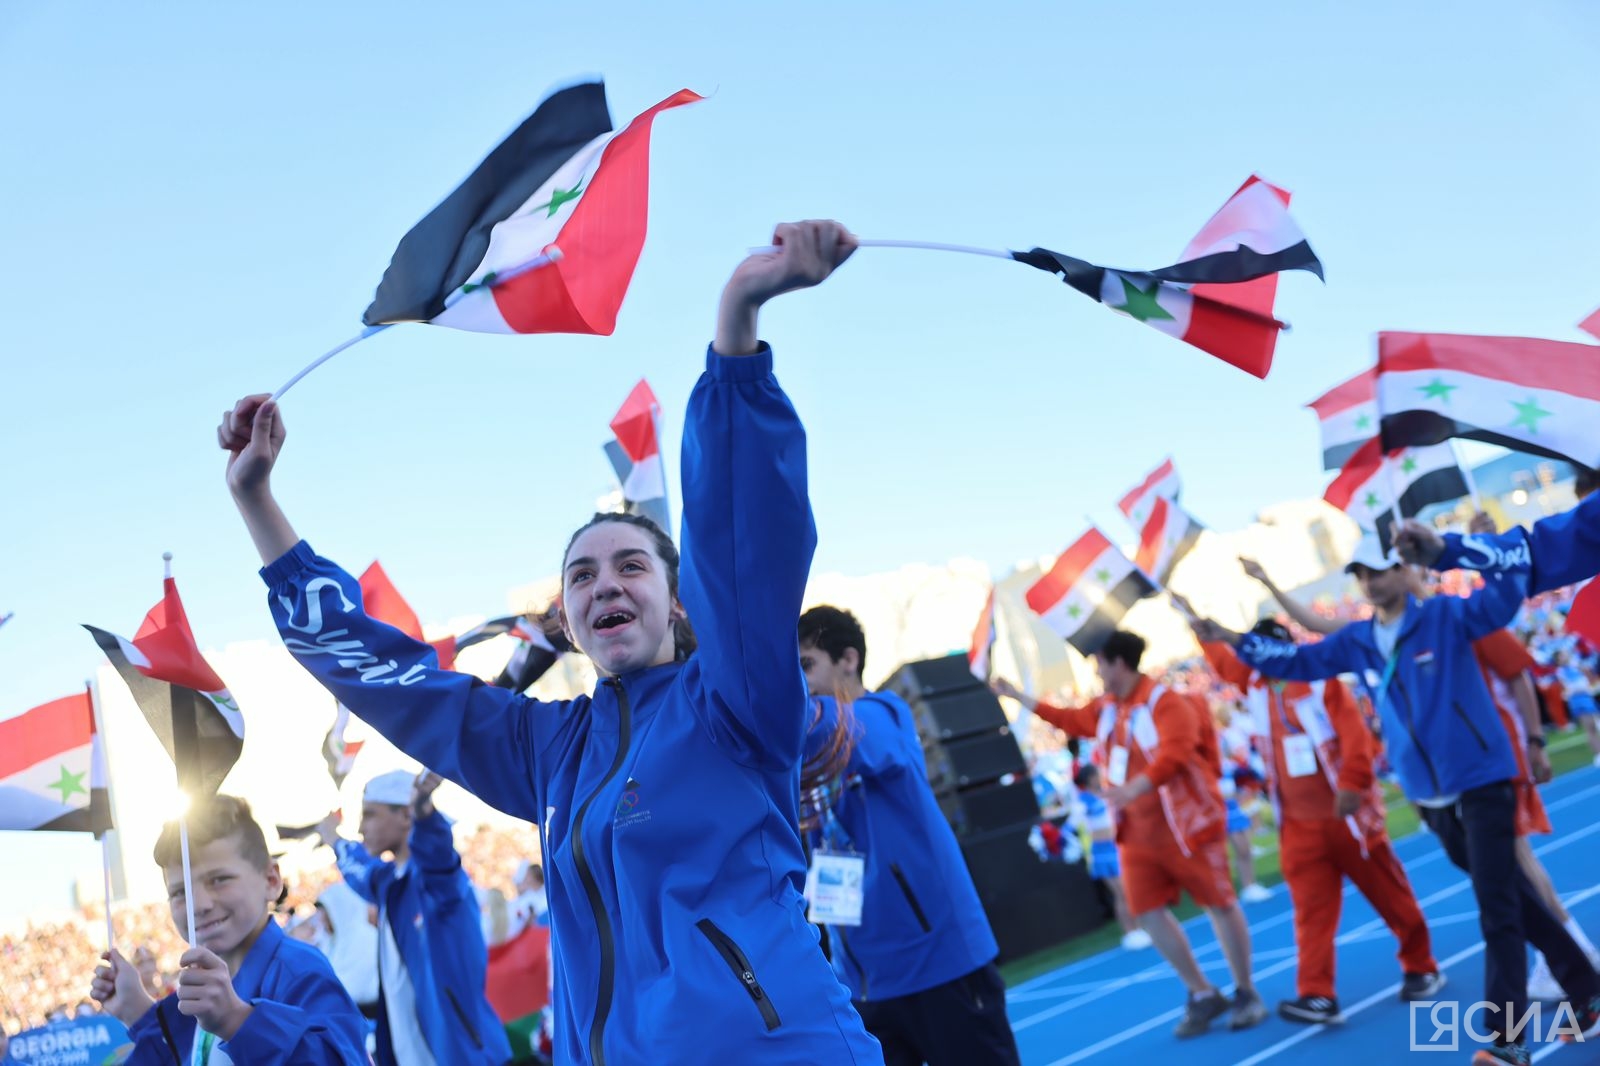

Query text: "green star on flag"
[1400, 455, 1418, 474]
[1095, 568, 1113, 584]
[1363, 491, 1381, 510]
[1354, 413, 1372, 431]
[48, 765, 87, 803]
[1066, 604, 1083, 620]
[1510, 396, 1552, 433]
[1419, 378, 1458, 403]
[537, 177, 587, 218]
[1109, 277, 1175, 323]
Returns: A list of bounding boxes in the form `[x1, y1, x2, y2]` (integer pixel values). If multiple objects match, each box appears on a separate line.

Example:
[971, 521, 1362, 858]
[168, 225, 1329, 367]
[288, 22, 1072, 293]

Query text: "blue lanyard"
[1270, 682, 1301, 736]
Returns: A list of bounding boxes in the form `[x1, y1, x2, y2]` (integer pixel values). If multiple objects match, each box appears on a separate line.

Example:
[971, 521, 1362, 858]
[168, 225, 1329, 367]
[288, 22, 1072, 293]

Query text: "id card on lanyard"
[807, 851, 865, 926]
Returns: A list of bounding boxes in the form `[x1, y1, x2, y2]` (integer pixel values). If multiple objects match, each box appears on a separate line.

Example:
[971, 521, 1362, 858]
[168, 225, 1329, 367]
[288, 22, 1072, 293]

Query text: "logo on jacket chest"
[614, 777, 652, 830]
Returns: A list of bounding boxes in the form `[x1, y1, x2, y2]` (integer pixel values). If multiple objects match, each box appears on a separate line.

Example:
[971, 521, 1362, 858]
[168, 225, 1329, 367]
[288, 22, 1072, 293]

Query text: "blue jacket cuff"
[259, 540, 318, 587]
[705, 342, 773, 380]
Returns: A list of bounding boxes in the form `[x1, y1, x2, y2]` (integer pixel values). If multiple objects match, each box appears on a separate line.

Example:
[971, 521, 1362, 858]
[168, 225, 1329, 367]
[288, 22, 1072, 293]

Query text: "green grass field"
[998, 729, 1597, 987]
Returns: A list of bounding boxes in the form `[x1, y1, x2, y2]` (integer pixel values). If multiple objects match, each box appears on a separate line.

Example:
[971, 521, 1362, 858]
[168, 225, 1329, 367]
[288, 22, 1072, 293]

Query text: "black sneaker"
[1472, 1045, 1530, 1065]
[1230, 988, 1268, 1030]
[1173, 989, 1229, 1038]
[1277, 995, 1343, 1025]
[1399, 970, 1447, 1001]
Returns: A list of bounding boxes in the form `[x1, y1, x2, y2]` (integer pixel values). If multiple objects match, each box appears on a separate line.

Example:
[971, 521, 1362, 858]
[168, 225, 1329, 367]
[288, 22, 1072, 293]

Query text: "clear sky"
[2, 2, 1597, 918]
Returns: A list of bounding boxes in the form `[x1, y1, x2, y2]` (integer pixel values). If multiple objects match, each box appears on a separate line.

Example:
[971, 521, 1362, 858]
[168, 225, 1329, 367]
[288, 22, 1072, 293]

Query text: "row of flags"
[2, 356, 664, 837]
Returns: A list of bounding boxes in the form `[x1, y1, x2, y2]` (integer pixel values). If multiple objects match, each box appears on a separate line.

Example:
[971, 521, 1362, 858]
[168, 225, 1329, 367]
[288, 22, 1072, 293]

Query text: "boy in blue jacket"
[90, 795, 366, 1065]
[1192, 535, 1600, 1065]
[798, 606, 1020, 1066]
[218, 221, 884, 1065]
[316, 769, 509, 1066]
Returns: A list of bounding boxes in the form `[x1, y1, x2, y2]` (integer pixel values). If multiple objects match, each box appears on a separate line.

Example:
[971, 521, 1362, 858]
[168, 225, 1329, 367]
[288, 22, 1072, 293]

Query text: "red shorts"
[1120, 837, 1236, 916]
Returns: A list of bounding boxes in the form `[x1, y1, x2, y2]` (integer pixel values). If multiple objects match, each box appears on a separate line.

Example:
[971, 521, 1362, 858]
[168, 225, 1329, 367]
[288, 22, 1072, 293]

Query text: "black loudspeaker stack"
[882, 654, 1108, 961]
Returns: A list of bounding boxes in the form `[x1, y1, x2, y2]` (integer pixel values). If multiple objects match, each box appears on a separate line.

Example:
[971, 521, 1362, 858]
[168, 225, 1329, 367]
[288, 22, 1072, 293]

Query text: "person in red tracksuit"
[1181, 606, 1445, 1024]
[993, 630, 1267, 1039]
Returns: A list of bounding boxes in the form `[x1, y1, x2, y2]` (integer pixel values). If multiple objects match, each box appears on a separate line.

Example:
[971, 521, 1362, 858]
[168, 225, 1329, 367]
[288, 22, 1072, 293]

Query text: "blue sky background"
[2, 2, 1597, 917]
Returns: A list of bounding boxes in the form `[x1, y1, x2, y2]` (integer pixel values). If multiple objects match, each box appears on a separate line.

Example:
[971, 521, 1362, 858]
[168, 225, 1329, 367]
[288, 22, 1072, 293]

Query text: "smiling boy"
[90, 794, 366, 1064]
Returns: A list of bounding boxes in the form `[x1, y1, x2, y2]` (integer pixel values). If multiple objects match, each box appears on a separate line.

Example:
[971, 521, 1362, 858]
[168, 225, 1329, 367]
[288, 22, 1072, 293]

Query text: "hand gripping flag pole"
[270, 250, 565, 401]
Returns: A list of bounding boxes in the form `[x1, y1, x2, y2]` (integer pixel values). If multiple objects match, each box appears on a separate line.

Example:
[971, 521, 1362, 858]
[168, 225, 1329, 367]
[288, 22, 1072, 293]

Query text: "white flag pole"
[748, 238, 1016, 261]
[162, 552, 199, 947]
[88, 679, 115, 953]
[1449, 439, 1483, 510]
[270, 249, 565, 401]
[1382, 453, 1407, 554]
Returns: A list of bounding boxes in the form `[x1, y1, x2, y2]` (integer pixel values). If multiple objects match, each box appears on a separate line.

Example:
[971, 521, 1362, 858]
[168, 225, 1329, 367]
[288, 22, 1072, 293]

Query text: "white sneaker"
[1121, 928, 1153, 950]
[1529, 953, 1564, 1001]
[1240, 883, 1274, 903]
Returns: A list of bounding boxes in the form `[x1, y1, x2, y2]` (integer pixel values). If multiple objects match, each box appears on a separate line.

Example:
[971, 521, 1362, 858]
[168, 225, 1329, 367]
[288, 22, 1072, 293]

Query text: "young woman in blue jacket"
[217, 221, 884, 1066]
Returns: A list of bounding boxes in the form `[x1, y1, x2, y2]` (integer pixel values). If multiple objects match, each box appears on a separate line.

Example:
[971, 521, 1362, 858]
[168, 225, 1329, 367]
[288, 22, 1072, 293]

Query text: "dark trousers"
[855, 962, 1021, 1066]
[1421, 781, 1599, 1043]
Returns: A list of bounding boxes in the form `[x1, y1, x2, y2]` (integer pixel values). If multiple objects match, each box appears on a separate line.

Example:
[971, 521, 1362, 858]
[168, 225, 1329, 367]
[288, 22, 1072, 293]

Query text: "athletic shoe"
[1527, 953, 1563, 1001]
[1399, 970, 1448, 1001]
[1230, 988, 1268, 1030]
[1472, 1044, 1530, 1065]
[1560, 993, 1600, 1043]
[1277, 995, 1343, 1025]
[1239, 883, 1274, 903]
[1173, 990, 1229, 1038]
[1120, 929, 1152, 950]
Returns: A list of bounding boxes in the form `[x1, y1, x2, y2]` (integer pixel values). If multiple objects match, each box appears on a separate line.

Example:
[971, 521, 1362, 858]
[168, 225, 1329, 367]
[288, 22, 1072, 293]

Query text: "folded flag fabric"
[967, 588, 997, 681]
[1012, 175, 1322, 378]
[454, 613, 569, 693]
[86, 578, 242, 797]
[358, 561, 457, 670]
[1117, 457, 1183, 527]
[1306, 367, 1378, 471]
[1324, 437, 1469, 550]
[1377, 331, 1600, 471]
[605, 378, 671, 534]
[1026, 528, 1157, 657]
[322, 702, 364, 789]
[1580, 307, 1600, 342]
[364, 80, 699, 336]
[0, 690, 112, 834]
[1133, 496, 1203, 587]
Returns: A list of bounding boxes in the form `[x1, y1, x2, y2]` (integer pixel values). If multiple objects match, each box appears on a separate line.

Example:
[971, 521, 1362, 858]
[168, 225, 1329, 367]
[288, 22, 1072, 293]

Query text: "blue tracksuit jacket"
[1236, 576, 1527, 803]
[124, 919, 366, 1065]
[334, 808, 510, 1066]
[261, 346, 882, 1065]
[1433, 490, 1599, 594]
[805, 694, 998, 1001]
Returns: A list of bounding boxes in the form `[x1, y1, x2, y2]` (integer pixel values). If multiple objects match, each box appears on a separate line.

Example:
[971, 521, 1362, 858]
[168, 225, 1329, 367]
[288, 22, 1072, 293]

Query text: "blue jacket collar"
[589, 659, 682, 732]
[230, 915, 285, 1001]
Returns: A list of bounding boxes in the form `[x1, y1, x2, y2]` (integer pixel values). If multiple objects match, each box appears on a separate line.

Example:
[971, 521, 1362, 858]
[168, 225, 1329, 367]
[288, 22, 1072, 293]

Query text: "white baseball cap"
[1345, 532, 1399, 574]
[363, 770, 415, 806]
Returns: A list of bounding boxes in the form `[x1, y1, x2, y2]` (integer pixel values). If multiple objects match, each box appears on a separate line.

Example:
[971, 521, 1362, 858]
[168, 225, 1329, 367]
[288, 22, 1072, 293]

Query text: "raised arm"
[990, 678, 1102, 738]
[222, 398, 554, 823]
[1238, 557, 1342, 636]
[1396, 493, 1600, 593]
[1198, 614, 1367, 683]
[679, 221, 856, 769]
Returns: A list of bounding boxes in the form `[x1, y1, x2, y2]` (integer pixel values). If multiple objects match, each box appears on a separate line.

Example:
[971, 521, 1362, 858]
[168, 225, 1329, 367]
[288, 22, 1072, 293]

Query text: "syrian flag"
[0, 690, 112, 834]
[364, 81, 699, 336]
[1325, 438, 1469, 550]
[1134, 497, 1203, 587]
[85, 579, 242, 797]
[1117, 458, 1182, 527]
[967, 589, 997, 681]
[321, 703, 364, 789]
[1580, 307, 1600, 342]
[1376, 332, 1600, 471]
[454, 614, 569, 693]
[1307, 367, 1378, 471]
[1012, 176, 1323, 378]
[358, 562, 457, 670]
[605, 378, 671, 535]
[1026, 528, 1158, 657]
